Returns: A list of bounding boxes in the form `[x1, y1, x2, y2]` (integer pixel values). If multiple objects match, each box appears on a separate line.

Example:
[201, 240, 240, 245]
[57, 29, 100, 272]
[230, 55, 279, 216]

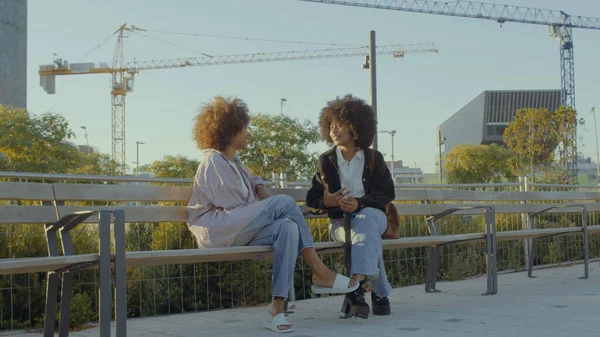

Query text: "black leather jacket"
[306, 146, 395, 219]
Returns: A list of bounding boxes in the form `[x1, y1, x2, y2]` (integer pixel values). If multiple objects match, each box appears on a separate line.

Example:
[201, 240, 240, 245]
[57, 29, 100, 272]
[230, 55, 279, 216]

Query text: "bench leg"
[340, 213, 354, 319]
[58, 227, 76, 337]
[425, 217, 441, 293]
[528, 215, 537, 278]
[113, 210, 128, 337]
[425, 246, 441, 293]
[484, 207, 498, 295]
[44, 222, 61, 337]
[43, 272, 59, 337]
[581, 207, 589, 280]
[58, 273, 74, 337]
[98, 210, 112, 337]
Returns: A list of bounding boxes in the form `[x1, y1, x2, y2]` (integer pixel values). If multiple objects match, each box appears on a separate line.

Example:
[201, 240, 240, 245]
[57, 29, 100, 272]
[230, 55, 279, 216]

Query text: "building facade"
[436, 89, 562, 175]
[0, 0, 27, 109]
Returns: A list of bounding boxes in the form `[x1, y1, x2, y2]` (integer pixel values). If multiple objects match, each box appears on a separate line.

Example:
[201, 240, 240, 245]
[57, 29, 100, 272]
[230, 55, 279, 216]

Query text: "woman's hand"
[256, 185, 272, 200]
[323, 183, 351, 208]
[339, 196, 359, 213]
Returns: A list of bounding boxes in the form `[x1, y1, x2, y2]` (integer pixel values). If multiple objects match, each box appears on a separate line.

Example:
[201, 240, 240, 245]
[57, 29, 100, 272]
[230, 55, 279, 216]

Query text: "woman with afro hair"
[306, 94, 395, 319]
[187, 96, 358, 334]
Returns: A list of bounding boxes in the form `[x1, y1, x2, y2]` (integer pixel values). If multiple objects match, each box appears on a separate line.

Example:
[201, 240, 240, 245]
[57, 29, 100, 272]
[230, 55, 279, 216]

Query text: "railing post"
[279, 171, 288, 189]
[272, 172, 279, 189]
[520, 176, 530, 268]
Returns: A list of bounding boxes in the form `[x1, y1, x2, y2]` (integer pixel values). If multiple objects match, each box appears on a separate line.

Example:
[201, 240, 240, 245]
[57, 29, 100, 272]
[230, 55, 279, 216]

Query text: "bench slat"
[0, 182, 55, 201]
[422, 190, 600, 202]
[588, 225, 600, 233]
[497, 228, 583, 241]
[0, 206, 58, 224]
[428, 203, 600, 215]
[57, 206, 188, 223]
[125, 234, 486, 266]
[53, 184, 192, 202]
[0, 254, 99, 275]
[126, 246, 274, 267]
[270, 189, 310, 201]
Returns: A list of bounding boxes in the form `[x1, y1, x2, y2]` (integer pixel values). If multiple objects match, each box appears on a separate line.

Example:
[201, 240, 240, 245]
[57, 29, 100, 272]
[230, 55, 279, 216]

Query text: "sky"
[26, 0, 600, 174]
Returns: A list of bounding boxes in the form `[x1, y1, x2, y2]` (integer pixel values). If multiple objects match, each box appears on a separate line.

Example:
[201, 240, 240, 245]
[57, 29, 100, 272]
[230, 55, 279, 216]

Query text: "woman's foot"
[312, 268, 356, 289]
[267, 299, 293, 332]
[371, 291, 391, 316]
[341, 280, 370, 319]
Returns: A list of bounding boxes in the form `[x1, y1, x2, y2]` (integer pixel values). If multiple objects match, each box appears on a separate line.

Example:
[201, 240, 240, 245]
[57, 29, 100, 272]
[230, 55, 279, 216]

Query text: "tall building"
[436, 89, 562, 175]
[0, 0, 27, 109]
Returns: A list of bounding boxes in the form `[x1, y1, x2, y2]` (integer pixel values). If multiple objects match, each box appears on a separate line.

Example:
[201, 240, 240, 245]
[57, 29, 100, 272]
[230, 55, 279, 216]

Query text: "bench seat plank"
[497, 228, 583, 241]
[125, 234, 487, 266]
[0, 254, 99, 275]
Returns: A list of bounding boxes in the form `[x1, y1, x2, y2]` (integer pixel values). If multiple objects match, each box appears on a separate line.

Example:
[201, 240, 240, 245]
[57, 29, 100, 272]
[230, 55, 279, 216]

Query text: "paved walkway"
[6, 263, 599, 337]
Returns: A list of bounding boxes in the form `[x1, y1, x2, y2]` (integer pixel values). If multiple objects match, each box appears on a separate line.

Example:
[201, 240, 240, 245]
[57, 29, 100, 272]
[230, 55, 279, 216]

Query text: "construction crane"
[299, 0, 600, 183]
[39, 24, 438, 174]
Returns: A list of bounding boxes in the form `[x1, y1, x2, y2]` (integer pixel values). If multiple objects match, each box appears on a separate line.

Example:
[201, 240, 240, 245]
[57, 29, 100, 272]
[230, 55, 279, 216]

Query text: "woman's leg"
[330, 208, 387, 274]
[244, 194, 354, 288]
[230, 195, 352, 325]
[329, 207, 391, 318]
[232, 214, 298, 332]
[330, 207, 391, 295]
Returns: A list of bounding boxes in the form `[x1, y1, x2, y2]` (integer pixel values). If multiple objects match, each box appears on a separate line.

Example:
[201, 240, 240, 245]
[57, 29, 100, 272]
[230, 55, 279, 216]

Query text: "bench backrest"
[3, 182, 600, 225]
[0, 182, 58, 224]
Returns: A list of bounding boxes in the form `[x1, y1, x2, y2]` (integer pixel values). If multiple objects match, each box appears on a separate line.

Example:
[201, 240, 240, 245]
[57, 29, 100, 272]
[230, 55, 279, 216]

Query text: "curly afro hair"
[193, 96, 250, 151]
[318, 94, 377, 149]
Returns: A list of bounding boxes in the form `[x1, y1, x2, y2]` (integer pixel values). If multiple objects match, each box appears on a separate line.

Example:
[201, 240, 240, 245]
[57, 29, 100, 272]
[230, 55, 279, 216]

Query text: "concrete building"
[436, 89, 562, 176]
[0, 0, 27, 109]
[77, 145, 98, 155]
[386, 160, 424, 184]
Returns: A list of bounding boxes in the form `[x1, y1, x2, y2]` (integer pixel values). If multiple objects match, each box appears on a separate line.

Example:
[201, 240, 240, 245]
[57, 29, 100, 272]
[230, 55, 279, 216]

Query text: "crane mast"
[299, 0, 600, 183]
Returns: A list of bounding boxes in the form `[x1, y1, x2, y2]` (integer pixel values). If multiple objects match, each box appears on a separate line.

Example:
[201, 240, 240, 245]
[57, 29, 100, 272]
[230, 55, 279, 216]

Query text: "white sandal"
[263, 312, 295, 333]
[311, 273, 359, 294]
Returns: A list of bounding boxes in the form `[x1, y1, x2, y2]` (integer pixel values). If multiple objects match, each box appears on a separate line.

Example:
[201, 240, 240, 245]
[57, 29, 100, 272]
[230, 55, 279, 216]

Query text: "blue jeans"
[330, 207, 391, 297]
[231, 195, 314, 299]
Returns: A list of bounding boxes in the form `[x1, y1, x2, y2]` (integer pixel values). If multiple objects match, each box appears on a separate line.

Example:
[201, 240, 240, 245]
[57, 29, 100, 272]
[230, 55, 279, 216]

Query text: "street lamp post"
[80, 126, 89, 154]
[135, 141, 145, 175]
[280, 98, 287, 114]
[438, 128, 447, 184]
[362, 31, 378, 150]
[591, 107, 600, 185]
[414, 162, 418, 184]
[379, 130, 396, 183]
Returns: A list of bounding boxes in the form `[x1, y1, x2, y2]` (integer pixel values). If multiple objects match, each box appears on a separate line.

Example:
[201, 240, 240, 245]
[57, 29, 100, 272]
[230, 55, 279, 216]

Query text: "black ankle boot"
[371, 291, 391, 315]
[340, 281, 370, 319]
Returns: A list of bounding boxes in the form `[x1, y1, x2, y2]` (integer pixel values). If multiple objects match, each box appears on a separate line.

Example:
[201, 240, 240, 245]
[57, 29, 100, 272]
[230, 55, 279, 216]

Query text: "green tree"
[0, 105, 81, 173]
[238, 113, 320, 181]
[70, 153, 119, 176]
[444, 144, 517, 184]
[503, 106, 580, 183]
[143, 155, 199, 179]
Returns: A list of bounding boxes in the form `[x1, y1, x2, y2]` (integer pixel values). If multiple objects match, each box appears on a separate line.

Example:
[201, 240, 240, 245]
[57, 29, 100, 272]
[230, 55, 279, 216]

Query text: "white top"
[335, 147, 366, 198]
[228, 159, 250, 197]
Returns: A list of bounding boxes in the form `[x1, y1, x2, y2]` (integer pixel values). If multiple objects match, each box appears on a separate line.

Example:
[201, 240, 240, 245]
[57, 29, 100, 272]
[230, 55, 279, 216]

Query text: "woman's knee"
[278, 219, 299, 241]
[353, 207, 386, 235]
[271, 194, 299, 214]
[357, 207, 385, 219]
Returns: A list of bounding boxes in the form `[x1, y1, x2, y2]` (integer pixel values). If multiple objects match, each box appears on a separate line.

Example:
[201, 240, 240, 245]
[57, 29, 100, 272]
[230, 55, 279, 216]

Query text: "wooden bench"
[0, 182, 121, 337]
[2, 181, 600, 337]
